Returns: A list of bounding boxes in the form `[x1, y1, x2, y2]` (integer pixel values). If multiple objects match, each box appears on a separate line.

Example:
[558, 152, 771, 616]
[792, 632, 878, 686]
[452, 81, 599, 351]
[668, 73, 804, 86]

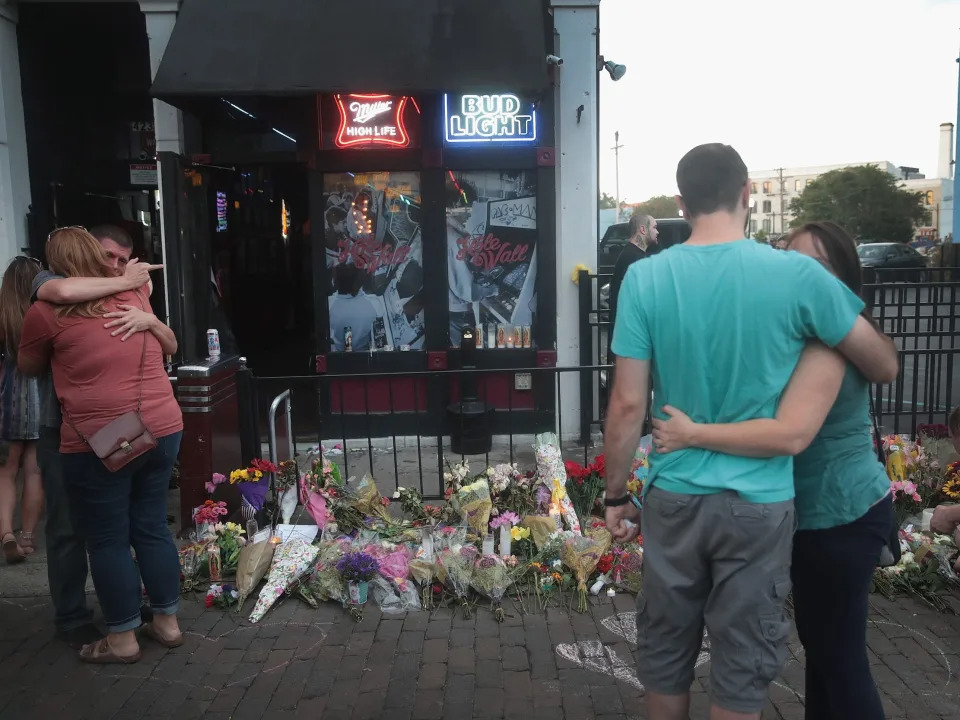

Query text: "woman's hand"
[651, 405, 698, 454]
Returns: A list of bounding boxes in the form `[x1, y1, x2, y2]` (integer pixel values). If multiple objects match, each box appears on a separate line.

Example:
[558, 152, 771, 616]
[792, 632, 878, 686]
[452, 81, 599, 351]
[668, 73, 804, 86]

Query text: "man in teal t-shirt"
[602, 144, 900, 720]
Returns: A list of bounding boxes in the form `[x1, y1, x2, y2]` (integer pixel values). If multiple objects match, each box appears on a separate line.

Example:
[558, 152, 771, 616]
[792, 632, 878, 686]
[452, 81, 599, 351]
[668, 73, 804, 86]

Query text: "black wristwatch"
[604, 494, 631, 507]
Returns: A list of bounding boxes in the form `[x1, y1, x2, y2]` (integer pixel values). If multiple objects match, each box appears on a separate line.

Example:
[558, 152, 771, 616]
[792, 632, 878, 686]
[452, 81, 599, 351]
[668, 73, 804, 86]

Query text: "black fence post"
[578, 269, 593, 445]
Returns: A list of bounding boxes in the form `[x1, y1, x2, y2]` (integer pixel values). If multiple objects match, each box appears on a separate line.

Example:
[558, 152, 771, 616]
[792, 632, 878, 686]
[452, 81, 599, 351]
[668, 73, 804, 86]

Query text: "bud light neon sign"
[443, 94, 537, 144]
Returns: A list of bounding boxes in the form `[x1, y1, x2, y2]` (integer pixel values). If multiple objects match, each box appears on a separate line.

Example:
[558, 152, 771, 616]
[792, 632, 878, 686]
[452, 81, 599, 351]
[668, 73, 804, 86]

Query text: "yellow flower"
[626, 479, 640, 494]
[253, 470, 263, 480]
[943, 477, 960, 500]
[511, 526, 531, 541]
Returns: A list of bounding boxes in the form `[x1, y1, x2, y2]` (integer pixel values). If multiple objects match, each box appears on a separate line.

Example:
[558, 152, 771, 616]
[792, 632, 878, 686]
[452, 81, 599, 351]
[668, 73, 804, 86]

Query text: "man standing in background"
[607, 213, 658, 365]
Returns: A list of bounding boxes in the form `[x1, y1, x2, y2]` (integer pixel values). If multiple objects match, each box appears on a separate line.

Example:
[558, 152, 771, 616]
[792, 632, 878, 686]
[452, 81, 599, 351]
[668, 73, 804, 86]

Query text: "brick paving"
[1, 589, 958, 719]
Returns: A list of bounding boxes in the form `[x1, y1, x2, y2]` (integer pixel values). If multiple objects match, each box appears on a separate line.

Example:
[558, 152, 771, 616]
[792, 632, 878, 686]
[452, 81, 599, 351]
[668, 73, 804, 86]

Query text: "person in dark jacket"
[607, 213, 658, 365]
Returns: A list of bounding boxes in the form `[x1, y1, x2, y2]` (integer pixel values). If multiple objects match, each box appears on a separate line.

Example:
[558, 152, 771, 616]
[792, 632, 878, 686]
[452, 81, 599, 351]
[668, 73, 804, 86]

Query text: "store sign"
[129, 163, 157, 186]
[334, 94, 410, 148]
[443, 94, 537, 144]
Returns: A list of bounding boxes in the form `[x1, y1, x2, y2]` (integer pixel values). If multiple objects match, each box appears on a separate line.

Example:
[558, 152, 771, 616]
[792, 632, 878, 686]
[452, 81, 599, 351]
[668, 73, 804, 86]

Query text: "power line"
[612, 131, 625, 222]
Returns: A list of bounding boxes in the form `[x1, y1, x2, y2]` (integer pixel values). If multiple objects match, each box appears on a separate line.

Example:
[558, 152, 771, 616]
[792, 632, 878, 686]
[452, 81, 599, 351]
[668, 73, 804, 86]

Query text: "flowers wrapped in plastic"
[248, 538, 319, 623]
[234, 540, 276, 611]
[535, 433, 582, 534]
[562, 528, 611, 612]
[304, 535, 352, 604]
[471, 554, 513, 622]
[437, 540, 477, 618]
[353, 474, 393, 524]
[452, 479, 493, 535]
[298, 453, 343, 528]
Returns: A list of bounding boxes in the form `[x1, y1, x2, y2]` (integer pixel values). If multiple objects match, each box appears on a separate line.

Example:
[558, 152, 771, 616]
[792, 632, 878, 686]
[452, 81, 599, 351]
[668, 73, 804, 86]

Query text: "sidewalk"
[1, 587, 957, 720]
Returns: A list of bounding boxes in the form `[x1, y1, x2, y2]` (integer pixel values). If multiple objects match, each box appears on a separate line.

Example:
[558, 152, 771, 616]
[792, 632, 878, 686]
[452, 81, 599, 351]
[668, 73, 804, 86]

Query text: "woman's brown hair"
[784, 221, 862, 294]
[45, 227, 113, 318]
[0, 256, 42, 359]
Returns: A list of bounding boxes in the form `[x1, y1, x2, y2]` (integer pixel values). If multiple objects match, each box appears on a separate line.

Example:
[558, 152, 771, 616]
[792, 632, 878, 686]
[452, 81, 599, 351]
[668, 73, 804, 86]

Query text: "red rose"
[597, 553, 613, 574]
[592, 454, 606, 479]
[565, 461, 585, 479]
[204, 595, 214, 608]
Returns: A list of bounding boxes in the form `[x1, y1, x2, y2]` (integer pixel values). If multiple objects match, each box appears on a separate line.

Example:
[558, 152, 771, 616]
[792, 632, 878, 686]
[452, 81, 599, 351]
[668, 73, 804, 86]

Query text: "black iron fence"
[256, 365, 608, 500]
[577, 267, 960, 439]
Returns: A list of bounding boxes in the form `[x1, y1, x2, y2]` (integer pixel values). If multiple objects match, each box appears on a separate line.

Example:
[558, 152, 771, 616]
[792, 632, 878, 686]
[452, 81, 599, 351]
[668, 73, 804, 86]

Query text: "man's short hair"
[949, 406, 960, 436]
[89, 224, 133, 249]
[676, 144, 748, 218]
[629, 213, 652, 237]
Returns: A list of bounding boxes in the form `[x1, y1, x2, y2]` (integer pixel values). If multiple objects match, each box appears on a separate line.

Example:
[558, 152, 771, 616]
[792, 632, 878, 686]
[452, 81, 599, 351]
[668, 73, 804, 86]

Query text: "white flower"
[901, 552, 916, 567]
[486, 467, 495, 477]
[392, 491, 401, 499]
[443, 472, 453, 482]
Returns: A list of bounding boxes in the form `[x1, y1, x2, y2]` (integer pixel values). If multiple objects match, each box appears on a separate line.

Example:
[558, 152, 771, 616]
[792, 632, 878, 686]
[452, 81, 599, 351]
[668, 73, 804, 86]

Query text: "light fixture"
[597, 55, 627, 82]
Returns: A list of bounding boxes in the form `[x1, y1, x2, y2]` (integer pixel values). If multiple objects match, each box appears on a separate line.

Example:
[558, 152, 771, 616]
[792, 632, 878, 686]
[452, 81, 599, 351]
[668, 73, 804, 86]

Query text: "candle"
[269, 536, 282, 545]
[606, 587, 616, 598]
[482, 533, 495, 555]
[499, 526, 512, 557]
[921, 508, 934, 532]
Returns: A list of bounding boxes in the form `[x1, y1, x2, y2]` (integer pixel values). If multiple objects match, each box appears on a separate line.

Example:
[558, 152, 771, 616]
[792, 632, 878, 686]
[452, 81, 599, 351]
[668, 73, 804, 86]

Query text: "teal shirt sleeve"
[794, 256, 865, 346]
[610, 264, 651, 360]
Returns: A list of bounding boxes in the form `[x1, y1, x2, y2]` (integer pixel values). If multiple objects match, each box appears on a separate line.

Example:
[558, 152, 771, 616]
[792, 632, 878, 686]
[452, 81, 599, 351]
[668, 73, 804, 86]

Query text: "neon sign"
[216, 191, 228, 232]
[443, 94, 537, 144]
[334, 94, 410, 148]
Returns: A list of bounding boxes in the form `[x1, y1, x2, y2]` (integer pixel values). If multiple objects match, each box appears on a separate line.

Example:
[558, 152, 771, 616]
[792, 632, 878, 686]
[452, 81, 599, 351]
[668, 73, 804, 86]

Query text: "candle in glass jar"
[482, 533, 495, 555]
[499, 525, 512, 557]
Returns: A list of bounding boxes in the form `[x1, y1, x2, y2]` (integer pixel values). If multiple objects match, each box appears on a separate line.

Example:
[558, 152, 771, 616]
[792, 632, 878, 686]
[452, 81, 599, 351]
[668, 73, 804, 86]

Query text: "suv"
[598, 216, 692, 276]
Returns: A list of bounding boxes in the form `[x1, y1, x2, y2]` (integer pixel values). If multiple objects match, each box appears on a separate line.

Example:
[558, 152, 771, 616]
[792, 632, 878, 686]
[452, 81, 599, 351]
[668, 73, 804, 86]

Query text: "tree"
[788, 165, 930, 243]
[630, 195, 679, 220]
[754, 228, 769, 243]
[599, 192, 618, 209]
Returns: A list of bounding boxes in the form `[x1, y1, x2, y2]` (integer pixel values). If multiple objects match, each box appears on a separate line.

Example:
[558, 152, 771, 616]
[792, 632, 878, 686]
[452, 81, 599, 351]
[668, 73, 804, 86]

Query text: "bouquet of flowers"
[564, 454, 606, 526]
[205, 472, 227, 495]
[487, 464, 538, 518]
[304, 535, 352, 603]
[205, 583, 240, 609]
[452, 479, 493, 535]
[214, 521, 247, 572]
[410, 532, 438, 609]
[336, 551, 379, 583]
[234, 540, 276, 610]
[471, 554, 513, 622]
[883, 435, 944, 523]
[941, 461, 960, 502]
[193, 500, 228, 537]
[230, 459, 278, 512]
[443, 459, 476, 497]
[352, 474, 393, 525]
[249, 539, 319, 623]
[392, 486, 429, 523]
[299, 455, 348, 528]
[535, 433, 582, 534]
[438, 542, 477, 618]
[562, 528, 612, 612]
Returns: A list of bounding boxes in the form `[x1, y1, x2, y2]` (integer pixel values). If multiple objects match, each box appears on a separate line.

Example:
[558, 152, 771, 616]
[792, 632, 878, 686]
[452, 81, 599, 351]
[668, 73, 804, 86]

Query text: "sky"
[598, 0, 960, 203]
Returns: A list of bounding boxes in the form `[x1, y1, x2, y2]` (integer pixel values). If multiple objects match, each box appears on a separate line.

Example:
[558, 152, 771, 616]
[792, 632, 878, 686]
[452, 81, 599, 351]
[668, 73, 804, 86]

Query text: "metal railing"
[256, 365, 608, 499]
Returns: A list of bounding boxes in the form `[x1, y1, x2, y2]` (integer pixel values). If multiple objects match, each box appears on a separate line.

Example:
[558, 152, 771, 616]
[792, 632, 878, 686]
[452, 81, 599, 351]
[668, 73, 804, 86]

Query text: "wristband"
[604, 494, 631, 507]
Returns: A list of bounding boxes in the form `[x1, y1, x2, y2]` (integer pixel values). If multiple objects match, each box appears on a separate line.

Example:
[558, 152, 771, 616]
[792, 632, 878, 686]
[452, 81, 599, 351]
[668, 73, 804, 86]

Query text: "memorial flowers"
[230, 459, 278, 512]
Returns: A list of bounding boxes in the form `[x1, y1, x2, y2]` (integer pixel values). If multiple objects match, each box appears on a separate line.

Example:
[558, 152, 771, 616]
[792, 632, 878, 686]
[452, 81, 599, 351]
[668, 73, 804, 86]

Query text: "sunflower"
[941, 476, 960, 500]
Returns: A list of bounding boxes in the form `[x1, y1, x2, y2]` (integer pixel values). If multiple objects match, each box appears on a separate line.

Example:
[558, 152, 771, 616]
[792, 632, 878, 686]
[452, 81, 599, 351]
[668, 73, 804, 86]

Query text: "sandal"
[140, 622, 183, 648]
[2, 533, 25, 565]
[78, 638, 141, 665]
[17, 531, 35, 556]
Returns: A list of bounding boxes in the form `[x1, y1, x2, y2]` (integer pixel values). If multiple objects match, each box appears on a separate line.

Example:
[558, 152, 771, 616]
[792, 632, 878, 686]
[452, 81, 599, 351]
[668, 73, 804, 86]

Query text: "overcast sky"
[598, 0, 960, 203]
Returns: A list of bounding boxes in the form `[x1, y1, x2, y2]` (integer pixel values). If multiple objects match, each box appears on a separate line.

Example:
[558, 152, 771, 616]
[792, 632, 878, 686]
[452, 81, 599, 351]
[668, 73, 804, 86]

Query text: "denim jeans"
[62, 432, 182, 633]
[791, 495, 893, 720]
[38, 426, 93, 632]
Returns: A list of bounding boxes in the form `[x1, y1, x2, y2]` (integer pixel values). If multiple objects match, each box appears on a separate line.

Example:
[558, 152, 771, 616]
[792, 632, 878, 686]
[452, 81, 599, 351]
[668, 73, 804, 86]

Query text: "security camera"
[546, 55, 564, 66]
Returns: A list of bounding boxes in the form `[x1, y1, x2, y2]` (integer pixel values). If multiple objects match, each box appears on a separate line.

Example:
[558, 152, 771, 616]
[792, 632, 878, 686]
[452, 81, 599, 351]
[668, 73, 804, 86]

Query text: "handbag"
[62, 295, 158, 472]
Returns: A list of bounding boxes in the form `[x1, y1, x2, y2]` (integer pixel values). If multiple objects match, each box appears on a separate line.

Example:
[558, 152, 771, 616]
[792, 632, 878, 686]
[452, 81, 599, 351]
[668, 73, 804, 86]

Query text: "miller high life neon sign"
[334, 94, 410, 149]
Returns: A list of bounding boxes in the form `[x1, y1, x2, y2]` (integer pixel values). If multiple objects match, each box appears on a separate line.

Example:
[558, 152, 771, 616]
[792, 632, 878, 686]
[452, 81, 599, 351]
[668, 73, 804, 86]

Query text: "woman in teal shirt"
[651, 221, 893, 720]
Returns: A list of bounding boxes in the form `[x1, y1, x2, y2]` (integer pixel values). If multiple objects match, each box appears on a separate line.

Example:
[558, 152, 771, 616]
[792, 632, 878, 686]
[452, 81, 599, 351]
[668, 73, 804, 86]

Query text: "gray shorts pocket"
[755, 612, 790, 685]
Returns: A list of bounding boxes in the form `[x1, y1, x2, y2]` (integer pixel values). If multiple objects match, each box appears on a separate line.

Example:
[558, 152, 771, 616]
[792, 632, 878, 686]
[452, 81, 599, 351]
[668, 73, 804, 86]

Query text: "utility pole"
[776, 167, 785, 235]
[612, 131, 624, 222]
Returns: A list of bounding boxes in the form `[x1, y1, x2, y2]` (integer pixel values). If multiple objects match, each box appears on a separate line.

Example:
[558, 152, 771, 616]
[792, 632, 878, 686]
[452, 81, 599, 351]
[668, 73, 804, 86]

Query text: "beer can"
[476, 325, 483, 348]
[344, 327, 353, 352]
[522, 326, 531, 348]
[496, 325, 506, 348]
[206, 329, 221, 358]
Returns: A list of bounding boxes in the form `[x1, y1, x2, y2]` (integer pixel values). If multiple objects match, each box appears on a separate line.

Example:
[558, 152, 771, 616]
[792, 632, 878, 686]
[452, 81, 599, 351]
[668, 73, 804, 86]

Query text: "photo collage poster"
[445, 171, 537, 347]
[323, 172, 424, 351]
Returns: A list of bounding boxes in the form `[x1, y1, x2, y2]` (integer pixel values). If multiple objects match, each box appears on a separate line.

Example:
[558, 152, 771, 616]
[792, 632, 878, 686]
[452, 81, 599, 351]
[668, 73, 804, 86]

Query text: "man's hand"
[930, 504, 960, 535]
[123, 258, 163, 290]
[103, 305, 156, 341]
[652, 405, 697, 453]
[606, 503, 641, 544]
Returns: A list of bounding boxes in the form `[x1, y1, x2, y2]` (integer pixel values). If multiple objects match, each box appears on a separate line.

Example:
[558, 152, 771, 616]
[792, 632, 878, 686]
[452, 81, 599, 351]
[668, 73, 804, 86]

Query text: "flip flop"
[2, 534, 25, 565]
[78, 638, 141, 665]
[139, 623, 183, 648]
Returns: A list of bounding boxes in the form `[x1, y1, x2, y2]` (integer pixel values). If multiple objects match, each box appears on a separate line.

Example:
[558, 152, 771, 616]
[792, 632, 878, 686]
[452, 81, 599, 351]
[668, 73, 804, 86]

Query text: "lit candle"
[499, 526, 512, 557]
[269, 536, 282, 545]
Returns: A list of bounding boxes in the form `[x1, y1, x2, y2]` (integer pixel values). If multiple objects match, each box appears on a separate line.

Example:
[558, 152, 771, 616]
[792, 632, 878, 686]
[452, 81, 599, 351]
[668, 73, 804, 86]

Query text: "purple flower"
[489, 511, 521, 530]
[536, 485, 551, 508]
[477, 555, 497, 569]
[205, 482, 216, 494]
[336, 552, 379, 582]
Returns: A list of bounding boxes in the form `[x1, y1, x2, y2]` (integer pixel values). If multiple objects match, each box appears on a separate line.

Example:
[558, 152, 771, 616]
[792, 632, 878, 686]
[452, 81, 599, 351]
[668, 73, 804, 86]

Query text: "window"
[749, 220, 757, 234]
[762, 219, 772, 232]
[324, 171, 424, 351]
[794, 179, 802, 192]
[762, 200, 772, 213]
[925, 191, 935, 205]
[750, 182, 758, 194]
[446, 170, 538, 348]
[762, 181, 772, 194]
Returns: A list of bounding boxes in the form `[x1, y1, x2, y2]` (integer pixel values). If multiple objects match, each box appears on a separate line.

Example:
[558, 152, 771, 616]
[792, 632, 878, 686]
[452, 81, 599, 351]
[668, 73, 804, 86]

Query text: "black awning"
[151, 0, 549, 106]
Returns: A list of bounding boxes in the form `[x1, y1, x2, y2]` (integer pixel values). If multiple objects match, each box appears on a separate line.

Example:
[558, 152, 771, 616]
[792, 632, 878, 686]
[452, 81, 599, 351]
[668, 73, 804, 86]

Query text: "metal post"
[613, 131, 624, 223]
[953, 44, 960, 245]
[578, 270, 592, 445]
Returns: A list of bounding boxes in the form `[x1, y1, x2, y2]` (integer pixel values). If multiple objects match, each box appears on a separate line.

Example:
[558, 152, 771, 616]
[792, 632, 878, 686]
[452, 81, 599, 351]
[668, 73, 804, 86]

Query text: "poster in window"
[323, 172, 424, 351]
[445, 171, 537, 347]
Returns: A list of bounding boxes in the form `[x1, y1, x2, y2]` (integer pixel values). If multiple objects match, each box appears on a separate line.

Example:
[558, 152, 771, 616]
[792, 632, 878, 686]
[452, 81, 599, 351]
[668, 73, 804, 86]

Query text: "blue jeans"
[62, 432, 182, 633]
[38, 426, 94, 632]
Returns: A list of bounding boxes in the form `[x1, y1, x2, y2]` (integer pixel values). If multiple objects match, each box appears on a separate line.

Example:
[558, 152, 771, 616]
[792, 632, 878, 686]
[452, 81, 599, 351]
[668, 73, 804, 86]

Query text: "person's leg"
[62, 451, 143, 659]
[704, 494, 795, 720]
[38, 426, 97, 643]
[18, 441, 44, 550]
[790, 530, 832, 720]
[795, 501, 889, 719]
[1, 441, 25, 562]
[635, 488, 711, 720]
[129, 433, 182, 642]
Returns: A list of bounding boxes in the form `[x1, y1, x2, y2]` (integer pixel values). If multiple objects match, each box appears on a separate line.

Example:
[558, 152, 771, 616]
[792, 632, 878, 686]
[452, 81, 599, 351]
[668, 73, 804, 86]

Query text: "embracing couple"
[603, 144, 897, 720]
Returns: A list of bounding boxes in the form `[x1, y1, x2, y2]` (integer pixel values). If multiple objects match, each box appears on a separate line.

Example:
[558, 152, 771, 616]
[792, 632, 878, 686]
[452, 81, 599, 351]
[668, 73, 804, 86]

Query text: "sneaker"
[57, 623, 103, 650]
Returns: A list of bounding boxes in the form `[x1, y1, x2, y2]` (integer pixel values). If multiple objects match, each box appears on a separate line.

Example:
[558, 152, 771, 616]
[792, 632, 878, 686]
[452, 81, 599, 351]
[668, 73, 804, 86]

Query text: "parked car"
[857, 242, 928, 280]
[597, 217, 691, 309]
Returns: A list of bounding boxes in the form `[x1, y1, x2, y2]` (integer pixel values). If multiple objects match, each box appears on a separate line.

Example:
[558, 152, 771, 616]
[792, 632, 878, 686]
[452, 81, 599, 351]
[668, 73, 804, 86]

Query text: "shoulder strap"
[868, 390, 885, 464]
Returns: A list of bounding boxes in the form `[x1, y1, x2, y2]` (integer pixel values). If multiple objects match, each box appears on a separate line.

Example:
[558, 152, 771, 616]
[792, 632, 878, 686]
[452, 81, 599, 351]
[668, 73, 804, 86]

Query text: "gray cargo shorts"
[635, 486, 795, 714]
